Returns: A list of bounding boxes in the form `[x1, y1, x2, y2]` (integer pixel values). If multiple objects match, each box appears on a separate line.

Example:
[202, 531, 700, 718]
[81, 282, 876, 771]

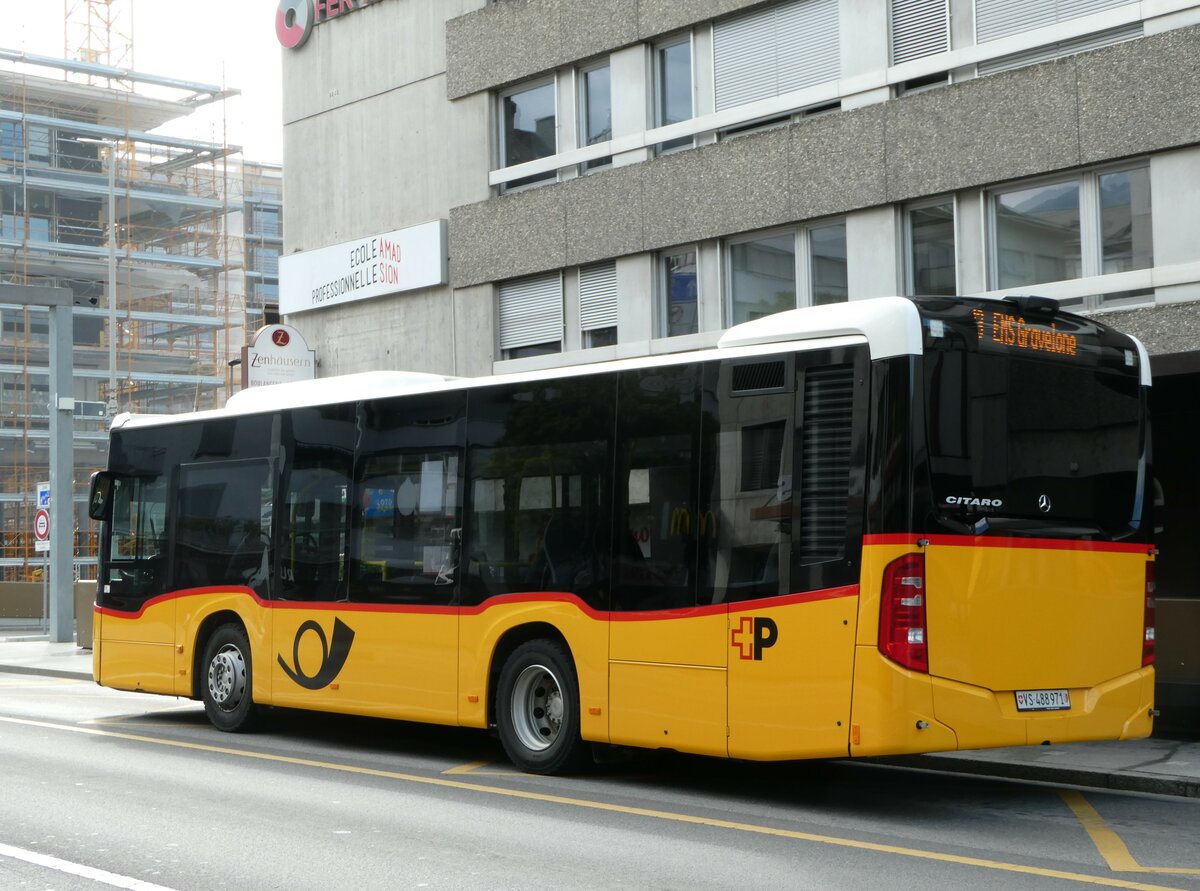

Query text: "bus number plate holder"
[1015, 689, 1071, 711]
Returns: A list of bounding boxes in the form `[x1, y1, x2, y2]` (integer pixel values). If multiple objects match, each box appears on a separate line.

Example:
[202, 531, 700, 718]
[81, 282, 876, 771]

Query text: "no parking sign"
[34, 481, 50, 553]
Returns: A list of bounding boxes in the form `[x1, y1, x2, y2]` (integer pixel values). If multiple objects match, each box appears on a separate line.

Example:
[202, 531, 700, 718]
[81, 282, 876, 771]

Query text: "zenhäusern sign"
[241, 324, 316, 388]
[279, 220, 448, 316]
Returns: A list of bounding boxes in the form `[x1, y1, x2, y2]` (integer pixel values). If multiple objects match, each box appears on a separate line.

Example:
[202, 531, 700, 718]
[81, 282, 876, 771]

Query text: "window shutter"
[890, 0, 949, 64]
[977, 22, 1141, 75]
[498, 272, 563, 351]
[714, 0, 840, 113]
[579, 261, 617, 332]
[714, 5, 779, 111]
[776, 0, 840, 96]
[978, 0, 1134, 43]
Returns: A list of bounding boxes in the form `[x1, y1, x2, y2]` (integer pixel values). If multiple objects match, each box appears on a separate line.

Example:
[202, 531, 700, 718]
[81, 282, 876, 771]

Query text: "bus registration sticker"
[1015, 689, 1071, 712]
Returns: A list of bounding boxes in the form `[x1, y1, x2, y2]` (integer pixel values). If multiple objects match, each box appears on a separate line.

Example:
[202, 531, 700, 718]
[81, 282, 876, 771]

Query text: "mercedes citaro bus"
[88, 295, 1155, 774]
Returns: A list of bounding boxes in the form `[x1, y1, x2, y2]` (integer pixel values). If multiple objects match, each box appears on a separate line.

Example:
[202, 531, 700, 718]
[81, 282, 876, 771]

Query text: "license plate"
[1015, 689, 1071, 712]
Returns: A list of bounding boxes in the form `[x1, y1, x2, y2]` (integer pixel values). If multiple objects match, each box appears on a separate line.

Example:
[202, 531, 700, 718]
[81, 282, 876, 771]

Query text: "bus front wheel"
[496, 640, 587, 775]
[201, 624, 259, 732]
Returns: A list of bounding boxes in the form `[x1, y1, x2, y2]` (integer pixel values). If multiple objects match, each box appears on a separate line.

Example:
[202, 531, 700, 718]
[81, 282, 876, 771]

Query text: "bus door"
[94, 472, 174, 694]
[609, 363, 729, 757]
[721, 350, 867, 760]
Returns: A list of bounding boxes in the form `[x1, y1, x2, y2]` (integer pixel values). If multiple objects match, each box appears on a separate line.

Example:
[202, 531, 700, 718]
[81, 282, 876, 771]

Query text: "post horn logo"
[278, 617, 356, 689]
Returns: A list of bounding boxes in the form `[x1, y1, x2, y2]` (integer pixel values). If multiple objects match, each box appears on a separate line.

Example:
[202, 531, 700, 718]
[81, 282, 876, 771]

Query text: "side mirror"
[88, 471, 115, 521]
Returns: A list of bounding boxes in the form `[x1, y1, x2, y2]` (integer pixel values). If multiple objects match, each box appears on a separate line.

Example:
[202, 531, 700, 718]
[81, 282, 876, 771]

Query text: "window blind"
[579, 261, 617, 332]
[714, 0, 840, 113]
[891, 0, 949, 64]
[977, 0, 1134, 43]
[498, 272, 563, 350]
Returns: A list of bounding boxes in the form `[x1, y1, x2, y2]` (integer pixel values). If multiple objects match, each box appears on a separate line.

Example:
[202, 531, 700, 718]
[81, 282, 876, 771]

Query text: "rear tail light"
[1142, 561, 1156, 667]
[879, 552, 928, 673]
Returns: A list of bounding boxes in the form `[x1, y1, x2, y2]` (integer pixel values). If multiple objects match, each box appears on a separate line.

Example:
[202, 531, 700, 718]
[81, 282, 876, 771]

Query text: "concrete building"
[279, 0, 1200, 729]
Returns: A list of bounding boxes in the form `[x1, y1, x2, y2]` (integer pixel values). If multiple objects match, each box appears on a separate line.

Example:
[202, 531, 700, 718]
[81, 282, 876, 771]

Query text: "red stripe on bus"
[862, 533, 1151, 554]
[96, 583, 860, 620]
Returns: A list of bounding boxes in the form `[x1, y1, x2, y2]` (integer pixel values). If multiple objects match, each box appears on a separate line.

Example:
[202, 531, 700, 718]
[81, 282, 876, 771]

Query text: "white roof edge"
[718, 296, 923, 359]
[1129, 336, 1153, 387]
[223, 370, 456, 415]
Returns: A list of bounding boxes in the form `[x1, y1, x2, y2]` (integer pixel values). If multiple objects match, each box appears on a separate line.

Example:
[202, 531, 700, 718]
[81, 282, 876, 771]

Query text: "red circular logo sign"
[34, 509, 50, 540]
[272, 329, 291, 347]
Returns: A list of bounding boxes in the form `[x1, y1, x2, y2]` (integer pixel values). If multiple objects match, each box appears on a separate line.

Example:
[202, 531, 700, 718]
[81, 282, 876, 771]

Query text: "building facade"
[280, 0, 1200, 729]
[0, 50, 280, 581]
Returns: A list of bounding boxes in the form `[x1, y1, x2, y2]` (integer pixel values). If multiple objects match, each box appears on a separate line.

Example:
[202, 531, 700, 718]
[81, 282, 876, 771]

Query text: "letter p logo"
[731, 616, 779, 661]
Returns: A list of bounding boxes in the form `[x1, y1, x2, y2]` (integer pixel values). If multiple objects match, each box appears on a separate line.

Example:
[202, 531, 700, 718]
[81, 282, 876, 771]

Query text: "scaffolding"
[0, 3, 278, 581]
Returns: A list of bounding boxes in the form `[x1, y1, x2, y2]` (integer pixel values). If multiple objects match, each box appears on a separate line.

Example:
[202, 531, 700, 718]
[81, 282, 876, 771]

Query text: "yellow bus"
[87, 295, 1156, 774]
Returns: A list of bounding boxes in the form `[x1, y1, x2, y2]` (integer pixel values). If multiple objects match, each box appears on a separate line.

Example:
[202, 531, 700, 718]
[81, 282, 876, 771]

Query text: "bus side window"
[279, 405, 356, 602]
[104, 475, 168, 601]
[175, 459, 273, 595]
[350, 393, 467, 606]
[463, 376, 614, 609]
[354, 450, 461, 602]
[613, 365, 702, 612]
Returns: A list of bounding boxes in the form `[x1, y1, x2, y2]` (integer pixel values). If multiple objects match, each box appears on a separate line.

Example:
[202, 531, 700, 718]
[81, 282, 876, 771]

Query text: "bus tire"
[496, 639, 588, 775]
[201, 624, 259, 733]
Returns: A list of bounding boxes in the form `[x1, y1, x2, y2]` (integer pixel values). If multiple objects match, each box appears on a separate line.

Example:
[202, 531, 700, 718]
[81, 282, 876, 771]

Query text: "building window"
[27, 125, 52, 166]
[906, 199, 956, 296]
[580, 63, 612, 171]
[499, 78, 557, 190]
[0, 121, 23, 162]
[498, 272, 563, 359]
[714, 0, 840, 113]
[729, 232, 796, 325]
[991, 164, 1152, 306]
[661, 247, 698, 337]
[810, 223, 848, 306]
[579, 261, 617, 347]
[655, 36, 693, 153]
[726, 222, 847, 324]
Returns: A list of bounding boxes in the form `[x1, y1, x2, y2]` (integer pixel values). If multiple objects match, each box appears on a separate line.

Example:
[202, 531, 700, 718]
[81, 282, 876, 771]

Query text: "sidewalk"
[1, 635, 1197, 797]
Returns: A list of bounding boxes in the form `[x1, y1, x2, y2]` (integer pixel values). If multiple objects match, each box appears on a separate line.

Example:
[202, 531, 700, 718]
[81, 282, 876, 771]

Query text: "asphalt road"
[1, 673, 1198, 891]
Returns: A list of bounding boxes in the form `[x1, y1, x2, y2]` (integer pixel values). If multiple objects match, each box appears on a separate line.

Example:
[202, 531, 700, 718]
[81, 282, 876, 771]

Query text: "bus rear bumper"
[849, 648, 1155, 757]
[931, 666, 1155, 748]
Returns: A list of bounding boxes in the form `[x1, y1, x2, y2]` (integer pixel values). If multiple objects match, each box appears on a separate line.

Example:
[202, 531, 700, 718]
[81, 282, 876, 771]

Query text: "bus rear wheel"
[201, 624, 259, 732]
[496, 640, 587, 775]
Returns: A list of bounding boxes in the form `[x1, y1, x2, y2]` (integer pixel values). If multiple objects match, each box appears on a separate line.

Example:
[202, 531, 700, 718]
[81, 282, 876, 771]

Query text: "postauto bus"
[87, 295, 1155, 774]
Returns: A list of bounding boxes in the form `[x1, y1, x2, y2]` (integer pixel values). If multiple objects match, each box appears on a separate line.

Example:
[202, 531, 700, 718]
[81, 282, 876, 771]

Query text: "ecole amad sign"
[278, 220, 448, 316]
[241, 325, 316, 388]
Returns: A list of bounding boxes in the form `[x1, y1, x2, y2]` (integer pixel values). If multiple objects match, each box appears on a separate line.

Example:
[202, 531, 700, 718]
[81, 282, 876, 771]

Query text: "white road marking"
[0, 842, 180, 891]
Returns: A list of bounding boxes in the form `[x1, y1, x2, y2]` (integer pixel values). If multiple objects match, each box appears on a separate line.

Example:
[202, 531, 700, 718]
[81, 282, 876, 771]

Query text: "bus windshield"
[920, 299, 1146, 539]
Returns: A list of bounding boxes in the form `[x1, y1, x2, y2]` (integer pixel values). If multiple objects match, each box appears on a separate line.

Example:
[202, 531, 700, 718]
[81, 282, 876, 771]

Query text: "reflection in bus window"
[355, 450, 460, 601]
[615, 365, 701, 611]
[465, 377, 613, 608]
[175, 460, 273, 596]
[106, 475, 168, 600]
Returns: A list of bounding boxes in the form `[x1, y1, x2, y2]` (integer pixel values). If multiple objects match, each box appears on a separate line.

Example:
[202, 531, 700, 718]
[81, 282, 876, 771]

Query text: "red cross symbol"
[730, 616, 756, 661]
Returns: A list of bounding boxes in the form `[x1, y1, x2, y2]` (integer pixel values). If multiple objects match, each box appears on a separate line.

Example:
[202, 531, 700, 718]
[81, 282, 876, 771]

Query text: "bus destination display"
[971, 307, 1078, 358]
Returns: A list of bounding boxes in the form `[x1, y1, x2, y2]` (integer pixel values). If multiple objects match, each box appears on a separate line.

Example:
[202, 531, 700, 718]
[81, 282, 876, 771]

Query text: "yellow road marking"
[0, 714, 1190, 891]
[1061, 791, 1200, 876]
[441, 759, 519, 776]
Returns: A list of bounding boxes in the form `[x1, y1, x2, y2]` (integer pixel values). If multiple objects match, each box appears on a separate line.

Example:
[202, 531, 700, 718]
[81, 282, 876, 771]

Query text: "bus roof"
[111, 295, 1145, 429]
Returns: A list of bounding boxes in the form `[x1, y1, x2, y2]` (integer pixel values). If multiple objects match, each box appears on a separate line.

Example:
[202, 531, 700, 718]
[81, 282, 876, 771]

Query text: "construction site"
[0, 0, 281, 585]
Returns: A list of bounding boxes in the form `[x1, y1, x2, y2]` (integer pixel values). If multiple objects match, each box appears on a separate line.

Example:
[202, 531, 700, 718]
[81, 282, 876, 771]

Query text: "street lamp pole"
[106, 143, 118, 417]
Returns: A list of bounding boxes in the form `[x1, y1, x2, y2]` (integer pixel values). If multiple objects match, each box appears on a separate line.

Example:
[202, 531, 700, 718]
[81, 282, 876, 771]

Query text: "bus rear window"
[924, 349, 1144, 537]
